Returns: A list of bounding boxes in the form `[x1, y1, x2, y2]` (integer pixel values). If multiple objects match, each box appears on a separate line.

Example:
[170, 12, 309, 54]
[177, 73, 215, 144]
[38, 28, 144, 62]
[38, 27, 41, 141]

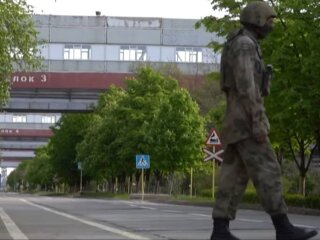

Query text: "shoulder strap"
[242, 31, 262, 59]
[226, 28, 244, 43]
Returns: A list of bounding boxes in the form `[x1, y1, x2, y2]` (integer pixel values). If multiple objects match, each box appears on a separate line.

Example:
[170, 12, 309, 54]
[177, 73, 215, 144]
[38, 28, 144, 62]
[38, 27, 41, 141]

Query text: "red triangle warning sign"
[205, 129, 221, 146]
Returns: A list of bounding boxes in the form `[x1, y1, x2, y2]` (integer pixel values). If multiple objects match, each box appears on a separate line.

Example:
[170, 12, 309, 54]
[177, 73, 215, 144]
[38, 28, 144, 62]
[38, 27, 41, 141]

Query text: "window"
[64, 44, 91, 60]
[120, 46, 147, 61]
[13, 115, 26, 123]
[202, 48, 220, 64]
[175, 47, 203, 63]
[41, 116, 56, 124]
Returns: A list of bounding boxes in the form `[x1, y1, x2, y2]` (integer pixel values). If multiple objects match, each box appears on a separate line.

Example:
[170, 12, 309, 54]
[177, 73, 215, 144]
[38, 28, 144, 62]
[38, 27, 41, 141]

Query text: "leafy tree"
[263, 0, 320, 195]
[197, 0, 320, 195]
[190, 72, 224, 122]
[25, 145, 54, 191]
[6, 160, 29, 191]
[76, 115, 105, 183]
[6, 169, 18, 190]
[148, 88, 205, 194]
[101, 68, 189, 191]
[48, 113, 92, 190]
[77, 67, 205, 193]
[0, 0, 41, 105]
[120, 68, 204, 193]
[76, 87, 127, 190]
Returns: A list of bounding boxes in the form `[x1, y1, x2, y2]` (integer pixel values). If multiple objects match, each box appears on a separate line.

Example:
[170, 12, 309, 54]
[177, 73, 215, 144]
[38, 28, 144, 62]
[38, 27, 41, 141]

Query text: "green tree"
[48, 113, 92, 191]
[25, 145, 54, 191]
[189, 72, 225, 129]
[77, 67, 205, 194]
[0, 0, 41, 105]
[76, 86, 127, 190]
[148, 88, 205, 194]
[6, 160, 29, 191]
[263, 0, 320, 195]
[197, 0, 320, 195]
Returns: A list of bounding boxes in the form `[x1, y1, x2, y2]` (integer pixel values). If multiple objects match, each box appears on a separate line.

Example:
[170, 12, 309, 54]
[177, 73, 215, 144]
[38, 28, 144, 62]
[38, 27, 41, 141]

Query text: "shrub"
[240, 190, 320, 210]
[242, 190, 260, 204]
[198, 188, 212, 198]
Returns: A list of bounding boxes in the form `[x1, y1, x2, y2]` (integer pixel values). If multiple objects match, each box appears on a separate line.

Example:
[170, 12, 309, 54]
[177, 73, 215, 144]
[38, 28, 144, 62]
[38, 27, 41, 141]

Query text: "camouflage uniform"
[211, 2, 317, 240]
[212, 28, 287, 220]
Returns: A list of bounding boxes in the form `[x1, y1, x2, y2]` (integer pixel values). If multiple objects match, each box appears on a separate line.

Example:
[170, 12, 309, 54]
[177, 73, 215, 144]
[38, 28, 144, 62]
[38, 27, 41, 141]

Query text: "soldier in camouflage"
[210, 1, 318, 240]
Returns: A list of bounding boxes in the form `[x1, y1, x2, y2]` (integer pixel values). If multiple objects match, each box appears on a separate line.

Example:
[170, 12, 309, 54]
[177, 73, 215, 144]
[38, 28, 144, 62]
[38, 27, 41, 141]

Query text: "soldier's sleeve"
[232, 37, 268, 140]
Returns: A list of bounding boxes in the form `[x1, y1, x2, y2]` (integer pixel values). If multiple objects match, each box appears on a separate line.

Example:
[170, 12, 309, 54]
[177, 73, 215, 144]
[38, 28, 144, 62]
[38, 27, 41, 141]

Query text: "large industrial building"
[0, 14, 220, 185]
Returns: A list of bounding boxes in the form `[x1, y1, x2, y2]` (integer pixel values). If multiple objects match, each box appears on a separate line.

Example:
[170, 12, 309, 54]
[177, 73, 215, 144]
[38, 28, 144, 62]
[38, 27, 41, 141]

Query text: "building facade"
[0, 14, 220, 185]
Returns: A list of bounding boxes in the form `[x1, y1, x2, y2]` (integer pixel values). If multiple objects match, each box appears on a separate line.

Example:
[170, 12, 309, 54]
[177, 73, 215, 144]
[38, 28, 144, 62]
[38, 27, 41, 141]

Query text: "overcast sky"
[27, 0, 221, 19]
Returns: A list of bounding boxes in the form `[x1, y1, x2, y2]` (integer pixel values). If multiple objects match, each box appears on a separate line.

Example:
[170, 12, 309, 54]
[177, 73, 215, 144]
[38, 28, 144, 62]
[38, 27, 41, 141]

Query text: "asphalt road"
[0, 192, 319, 240]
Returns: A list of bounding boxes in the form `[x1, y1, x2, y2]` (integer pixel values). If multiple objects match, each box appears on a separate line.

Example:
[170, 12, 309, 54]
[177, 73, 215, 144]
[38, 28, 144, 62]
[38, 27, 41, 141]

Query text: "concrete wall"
[2, 15, 222, 168]
[33, 15, 221, 65]
[33, 15, 217, 46]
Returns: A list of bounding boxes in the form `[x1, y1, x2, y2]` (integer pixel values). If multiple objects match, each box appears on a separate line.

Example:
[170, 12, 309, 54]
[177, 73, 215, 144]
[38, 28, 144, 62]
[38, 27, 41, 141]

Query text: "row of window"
[64, 45, 91, 60]
[63, 44, 204, 63]
[11, 115, 57, 124]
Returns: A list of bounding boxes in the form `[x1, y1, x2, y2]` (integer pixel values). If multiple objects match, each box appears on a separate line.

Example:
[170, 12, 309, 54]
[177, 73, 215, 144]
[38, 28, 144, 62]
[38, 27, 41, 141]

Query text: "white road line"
[20, 199, 150, 240]
[128, 204, 156, 210]
[293, 224, 317, 229]
[140, 206, 157, 210]
[162, 210, 180, 213]
[0, 208, 28, 240]
[238, 218, 265, 223]
[188, 213, 210, 218]
[238, 218, 316, 229]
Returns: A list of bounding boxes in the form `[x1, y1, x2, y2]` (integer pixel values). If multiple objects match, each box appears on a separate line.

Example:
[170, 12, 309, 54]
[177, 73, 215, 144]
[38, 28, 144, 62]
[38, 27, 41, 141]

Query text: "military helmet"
[240, 1, 277, 27]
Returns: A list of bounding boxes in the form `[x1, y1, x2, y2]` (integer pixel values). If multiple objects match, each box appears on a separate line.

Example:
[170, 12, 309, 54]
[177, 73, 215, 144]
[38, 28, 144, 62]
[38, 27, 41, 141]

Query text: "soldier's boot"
[271, 214, 318, 240]
[210, 218, 240, 240]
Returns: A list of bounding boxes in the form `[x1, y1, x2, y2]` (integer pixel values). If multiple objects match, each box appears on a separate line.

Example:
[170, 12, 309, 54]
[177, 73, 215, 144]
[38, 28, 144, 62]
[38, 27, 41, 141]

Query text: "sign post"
[135, 154, 150, 201]
[203, 128, 223, 200]
[212, 146, 215, 200]
[78, 162, 83, 193]
[190, 167, 193, 197]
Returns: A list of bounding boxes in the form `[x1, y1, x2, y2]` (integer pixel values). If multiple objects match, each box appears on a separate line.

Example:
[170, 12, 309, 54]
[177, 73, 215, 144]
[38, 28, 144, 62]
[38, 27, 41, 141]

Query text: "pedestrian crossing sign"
[135, 154, 150, 169]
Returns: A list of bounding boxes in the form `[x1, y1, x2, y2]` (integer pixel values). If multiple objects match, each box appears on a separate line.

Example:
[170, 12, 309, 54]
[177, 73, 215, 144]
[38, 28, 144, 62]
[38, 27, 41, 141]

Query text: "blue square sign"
[135, 154, 150, 169]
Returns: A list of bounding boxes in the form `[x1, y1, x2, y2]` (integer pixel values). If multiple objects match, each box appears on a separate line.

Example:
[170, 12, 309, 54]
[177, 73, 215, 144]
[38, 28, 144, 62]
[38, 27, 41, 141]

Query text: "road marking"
[238, 218, 265, 223]
[162, 210, 180, 213]
[188, 213, 210, 218]
[129, 204, 157, 210]
[0, 208, 28, 240]
[238, 218, 317, 229]
[20, 199, 150, 240]
[293, 223, 317, 229]
[140, 206, 157, 210]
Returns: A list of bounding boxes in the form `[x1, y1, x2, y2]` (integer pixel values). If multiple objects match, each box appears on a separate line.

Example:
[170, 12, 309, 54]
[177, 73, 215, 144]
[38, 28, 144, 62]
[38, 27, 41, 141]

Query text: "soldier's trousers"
[212, 137, 288, 220]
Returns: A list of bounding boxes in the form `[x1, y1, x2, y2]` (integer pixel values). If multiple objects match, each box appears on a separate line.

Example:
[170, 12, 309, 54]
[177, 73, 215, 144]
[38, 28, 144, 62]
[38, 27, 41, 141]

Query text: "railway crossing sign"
[203, 148, 224, 162]
[135, 154, 150, 169]
[203, 129, 223, 200]
[205, 128, 221, 146]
